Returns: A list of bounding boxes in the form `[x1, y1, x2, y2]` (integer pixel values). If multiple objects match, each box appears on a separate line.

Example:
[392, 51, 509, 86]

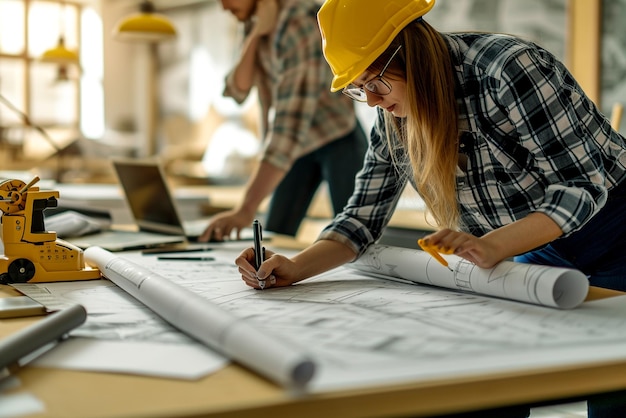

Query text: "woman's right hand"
[235, 247, 301, 290]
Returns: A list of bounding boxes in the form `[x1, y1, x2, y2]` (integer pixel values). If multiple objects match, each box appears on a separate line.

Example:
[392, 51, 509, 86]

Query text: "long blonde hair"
[370, 20, 460, 229]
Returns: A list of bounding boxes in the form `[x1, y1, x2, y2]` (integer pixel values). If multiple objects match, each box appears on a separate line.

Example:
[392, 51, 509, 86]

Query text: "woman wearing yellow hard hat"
[235, 1, 626, 415]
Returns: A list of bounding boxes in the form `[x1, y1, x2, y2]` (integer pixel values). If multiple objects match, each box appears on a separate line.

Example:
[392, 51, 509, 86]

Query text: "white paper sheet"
[11, 279, 227, 380]
[31, 339, 224, 379]
[14, 243, 626, 395]
[0, 392, 45, 418]
[351, 244, 589, 309]
[84, 246, 316, 388]
[113, 248, 626, 393]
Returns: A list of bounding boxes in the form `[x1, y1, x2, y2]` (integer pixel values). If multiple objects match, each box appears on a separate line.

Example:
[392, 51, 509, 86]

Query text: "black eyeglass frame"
[342, 45, 403, 102]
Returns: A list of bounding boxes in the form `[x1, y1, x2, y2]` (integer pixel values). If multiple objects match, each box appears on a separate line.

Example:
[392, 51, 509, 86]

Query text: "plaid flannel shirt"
[320, 33, 626, 257]
[223, 0, 356, 171]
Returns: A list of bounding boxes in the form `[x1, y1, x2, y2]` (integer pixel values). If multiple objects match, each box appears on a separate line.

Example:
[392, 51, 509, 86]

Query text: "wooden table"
[1, 284, 625, 418]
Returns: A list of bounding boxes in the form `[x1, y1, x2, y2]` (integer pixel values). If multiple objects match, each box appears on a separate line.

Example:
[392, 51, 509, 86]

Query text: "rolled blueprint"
[84, 246, 315, 388]
[351, 245, 589, 309]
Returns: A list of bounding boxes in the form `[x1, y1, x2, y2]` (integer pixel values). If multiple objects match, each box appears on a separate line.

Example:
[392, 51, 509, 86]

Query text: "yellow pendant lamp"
[40, 2, 78, 65]
[113, 1, 177, 42]
[40, 3, 80, 83]
[40, 36, 79, 64]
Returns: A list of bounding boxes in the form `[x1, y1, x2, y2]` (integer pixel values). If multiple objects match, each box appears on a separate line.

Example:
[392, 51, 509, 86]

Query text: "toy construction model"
[0, 177, 101, 284]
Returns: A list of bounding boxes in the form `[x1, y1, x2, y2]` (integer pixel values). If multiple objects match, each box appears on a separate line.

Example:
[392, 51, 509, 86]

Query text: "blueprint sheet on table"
[14, 243, 626, 392]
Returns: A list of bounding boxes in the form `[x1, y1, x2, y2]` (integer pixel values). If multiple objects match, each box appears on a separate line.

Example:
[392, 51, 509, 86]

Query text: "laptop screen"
[113, 160, 186, 236]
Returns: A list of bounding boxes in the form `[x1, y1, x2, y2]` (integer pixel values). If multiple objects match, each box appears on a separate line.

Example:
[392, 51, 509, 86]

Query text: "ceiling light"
[40, 36, 79, 64]
[40, 2, 79, 65]
[113, 1, 177, 42]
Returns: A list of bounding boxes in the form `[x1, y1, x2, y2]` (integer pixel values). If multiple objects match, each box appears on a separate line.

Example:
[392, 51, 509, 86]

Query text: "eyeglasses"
[342, 45, 402, 102]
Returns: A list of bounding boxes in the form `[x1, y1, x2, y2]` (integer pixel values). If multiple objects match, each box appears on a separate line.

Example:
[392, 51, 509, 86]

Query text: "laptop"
[67, 159, 210, 251]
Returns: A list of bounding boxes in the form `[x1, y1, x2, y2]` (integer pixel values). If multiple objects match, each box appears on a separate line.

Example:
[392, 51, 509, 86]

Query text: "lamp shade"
[113, 1, 177, 42]
[40, 37, 79, 64]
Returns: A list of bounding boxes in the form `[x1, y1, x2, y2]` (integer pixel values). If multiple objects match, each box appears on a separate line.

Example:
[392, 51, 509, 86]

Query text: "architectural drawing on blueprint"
[351, 245, 589, 308]
[14, 244, 626, 392]
[14, 279, 195, 344]
[118, 249, 626, 391]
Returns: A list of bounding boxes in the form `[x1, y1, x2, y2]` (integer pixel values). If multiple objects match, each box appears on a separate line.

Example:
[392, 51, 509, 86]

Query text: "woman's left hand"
[420, 229, 506, 269]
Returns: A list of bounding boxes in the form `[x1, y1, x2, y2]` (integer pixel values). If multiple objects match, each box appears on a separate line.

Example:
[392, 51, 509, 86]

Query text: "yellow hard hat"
[318, 0, 435, 91]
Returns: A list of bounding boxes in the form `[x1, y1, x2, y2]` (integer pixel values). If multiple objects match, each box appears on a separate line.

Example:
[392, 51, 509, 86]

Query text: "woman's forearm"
[291, 239, 358, 281]
[483, 212, 563, 260]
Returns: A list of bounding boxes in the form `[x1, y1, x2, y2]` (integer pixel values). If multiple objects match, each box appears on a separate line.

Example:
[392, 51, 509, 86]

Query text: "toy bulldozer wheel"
[6, 258, 36, 283]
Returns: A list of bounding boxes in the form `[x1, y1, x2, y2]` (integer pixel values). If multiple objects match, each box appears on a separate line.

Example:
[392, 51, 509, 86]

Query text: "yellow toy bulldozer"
[0, 177, 101, 284]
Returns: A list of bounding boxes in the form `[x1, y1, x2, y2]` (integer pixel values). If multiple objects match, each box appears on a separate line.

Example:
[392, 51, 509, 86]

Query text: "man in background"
[200, 0, 367, 241]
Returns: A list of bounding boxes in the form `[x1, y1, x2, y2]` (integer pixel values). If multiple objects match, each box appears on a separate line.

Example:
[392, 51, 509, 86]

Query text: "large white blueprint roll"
[84, 246, 315, 388]
[351, 245, 589, 309]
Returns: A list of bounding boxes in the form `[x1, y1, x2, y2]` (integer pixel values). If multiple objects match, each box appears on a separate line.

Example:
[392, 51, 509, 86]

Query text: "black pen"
[142, 247, 213, 255]
[252, 219, 266, 289]
[157, 256, 215, 261]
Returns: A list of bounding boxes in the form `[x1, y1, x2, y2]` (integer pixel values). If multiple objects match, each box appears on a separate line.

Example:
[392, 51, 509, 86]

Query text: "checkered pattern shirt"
[223, 0, 356, 171]
[320, 33, 626, 257]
